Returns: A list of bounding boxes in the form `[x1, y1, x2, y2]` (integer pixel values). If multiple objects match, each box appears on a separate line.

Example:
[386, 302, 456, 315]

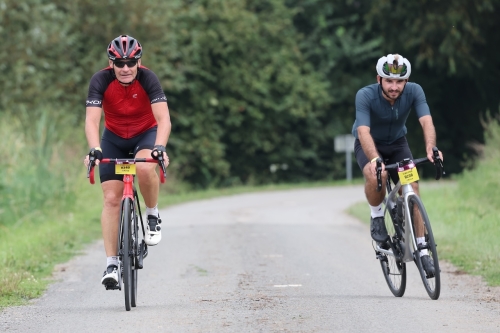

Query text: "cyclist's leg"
[354, 139, 387, 206]
[101, 180, 124, 256]
[355, 139, 390, 242]
[100, 129, 130, 257]
[133, 127, 159, 209]
[133, 127, 162, 245]
[99, 180, 123, 287]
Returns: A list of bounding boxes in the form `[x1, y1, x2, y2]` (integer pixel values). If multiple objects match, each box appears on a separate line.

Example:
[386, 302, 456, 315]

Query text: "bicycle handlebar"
[375, 147, 445, 192]
[86, 158, 167, 185]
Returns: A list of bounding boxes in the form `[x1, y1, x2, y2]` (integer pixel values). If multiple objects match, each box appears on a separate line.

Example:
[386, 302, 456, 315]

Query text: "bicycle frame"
[87, 157, 166, 264]
[375, 147, 443, 257]
[374, 147, 444, 299]
[86, 157, 166, 310]
[376, 180, 419, 263]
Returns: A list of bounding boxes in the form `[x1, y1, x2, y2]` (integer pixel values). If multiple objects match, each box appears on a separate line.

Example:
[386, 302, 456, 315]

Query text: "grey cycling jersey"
[351, 82, 431, 145]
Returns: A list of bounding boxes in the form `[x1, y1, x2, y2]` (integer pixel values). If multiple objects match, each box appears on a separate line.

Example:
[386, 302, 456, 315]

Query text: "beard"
[381, 85, 403, 100]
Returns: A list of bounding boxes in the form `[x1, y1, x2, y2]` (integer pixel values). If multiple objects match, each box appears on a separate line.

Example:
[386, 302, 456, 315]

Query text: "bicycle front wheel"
[408, 194, 441, 300]
[121, 198, 133, 311]
[131, 200, 139, 307]
[379, 206, 407, 297]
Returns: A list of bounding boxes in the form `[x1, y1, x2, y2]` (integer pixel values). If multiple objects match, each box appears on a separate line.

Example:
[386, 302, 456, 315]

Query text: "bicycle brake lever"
[86, 156, 95, 178]
[376, 158, 383, 192]
[431, 147, 445, 180]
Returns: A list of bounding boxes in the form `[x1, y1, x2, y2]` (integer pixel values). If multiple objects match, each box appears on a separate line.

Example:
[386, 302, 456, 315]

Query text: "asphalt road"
[1, 186, 499, 332]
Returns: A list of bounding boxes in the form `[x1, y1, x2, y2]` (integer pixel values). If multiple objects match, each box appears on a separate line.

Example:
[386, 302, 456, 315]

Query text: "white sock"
[146, 205, 159, 217]
[417, 237, 429, 256]
[106, 256, 119, 267]
[369, 204, 384, 218]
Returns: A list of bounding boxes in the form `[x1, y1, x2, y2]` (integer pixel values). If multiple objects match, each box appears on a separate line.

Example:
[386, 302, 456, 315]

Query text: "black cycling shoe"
[421, 254, 436, 278]
[370, 216, 389, 242]
[377, 241, 390, 250]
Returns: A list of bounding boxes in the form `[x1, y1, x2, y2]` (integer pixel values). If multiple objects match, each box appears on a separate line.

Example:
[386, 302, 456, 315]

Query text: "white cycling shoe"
[145, 215, 162, 246]
[101, 265, 119, 288]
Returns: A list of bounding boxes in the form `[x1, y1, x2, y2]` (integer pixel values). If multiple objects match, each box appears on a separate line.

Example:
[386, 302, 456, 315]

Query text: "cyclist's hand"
[151, 145, 169, 166]
[86, 147, 103, 167]
[427, 147, 443, 163]
[370, 158, 384, 176]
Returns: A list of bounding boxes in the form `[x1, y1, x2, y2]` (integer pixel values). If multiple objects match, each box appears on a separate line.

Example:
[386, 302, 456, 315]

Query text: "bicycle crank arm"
[137, 240, 148, 269]
[375, 245, 394, 257]
[104, 282, 121, 291]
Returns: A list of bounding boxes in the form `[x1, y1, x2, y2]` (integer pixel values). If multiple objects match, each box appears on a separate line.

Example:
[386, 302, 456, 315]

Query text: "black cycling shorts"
[354, 136, 414, 185]
[99, 126, 157, 183]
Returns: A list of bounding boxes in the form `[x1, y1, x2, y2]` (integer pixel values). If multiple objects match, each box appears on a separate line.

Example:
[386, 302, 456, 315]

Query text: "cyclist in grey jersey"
[352, 54, 443, 274]
[352, 82, 430, 145]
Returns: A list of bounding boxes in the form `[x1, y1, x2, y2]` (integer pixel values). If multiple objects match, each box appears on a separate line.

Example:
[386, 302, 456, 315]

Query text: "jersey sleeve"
[355, 88, 372, 128]
[412, 83, 431, 118]
[138, 69, 167, 104]
[86, 70, 112, 108]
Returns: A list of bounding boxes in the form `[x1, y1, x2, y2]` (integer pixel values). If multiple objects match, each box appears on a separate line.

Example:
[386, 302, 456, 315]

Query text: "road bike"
[87, 156, 166, 311]
[374, 147, 444, 300]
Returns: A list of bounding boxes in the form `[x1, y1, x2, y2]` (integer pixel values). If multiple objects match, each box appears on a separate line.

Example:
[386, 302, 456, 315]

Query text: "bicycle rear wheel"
[408, 195, 441, 300]
[378, 206, 407, 297]
[121, 198, 133, 311]
[130, 200, 139, 307]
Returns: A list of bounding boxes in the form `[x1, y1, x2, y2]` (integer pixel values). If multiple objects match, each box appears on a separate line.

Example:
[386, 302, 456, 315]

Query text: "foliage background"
[1, 0, 499, 204]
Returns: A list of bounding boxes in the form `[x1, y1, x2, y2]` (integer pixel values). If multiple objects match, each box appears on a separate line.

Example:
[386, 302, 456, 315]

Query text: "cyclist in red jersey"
[83, 35, 171, 287]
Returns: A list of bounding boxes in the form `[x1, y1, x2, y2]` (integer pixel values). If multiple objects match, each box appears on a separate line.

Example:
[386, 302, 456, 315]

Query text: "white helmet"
[376, 54, 411, 79]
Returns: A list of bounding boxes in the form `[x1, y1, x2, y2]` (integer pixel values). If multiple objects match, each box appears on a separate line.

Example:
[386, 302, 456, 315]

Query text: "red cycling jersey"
[86, 66, 167, 139]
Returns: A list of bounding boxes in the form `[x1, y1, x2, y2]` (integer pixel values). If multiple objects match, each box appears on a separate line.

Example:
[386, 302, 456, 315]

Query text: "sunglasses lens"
[114, 60, 137, 68]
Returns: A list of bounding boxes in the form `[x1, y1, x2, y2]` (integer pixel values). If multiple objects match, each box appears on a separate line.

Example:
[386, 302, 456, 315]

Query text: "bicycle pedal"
[137, 258, 144, 270]
[104, 282, 121, 290]
[138, 241, 147, 269]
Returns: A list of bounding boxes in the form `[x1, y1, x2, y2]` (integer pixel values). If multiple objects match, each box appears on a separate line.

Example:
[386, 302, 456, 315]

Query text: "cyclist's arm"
[151, 101, 171, 147]
[355, 90, 378, 160]
[419, 115, 442, 162]
[85, 106, 102, 150]
[357, 126, 382, 175]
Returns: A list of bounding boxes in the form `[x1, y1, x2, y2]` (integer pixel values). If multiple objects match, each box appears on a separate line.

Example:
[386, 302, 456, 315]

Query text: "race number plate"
[115, 164, 136, 175]
[398, 167, 419, 185]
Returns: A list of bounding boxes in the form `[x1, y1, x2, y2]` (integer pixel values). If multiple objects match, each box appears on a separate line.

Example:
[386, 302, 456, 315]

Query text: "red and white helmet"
[107, 35, 142, 60]
[376, 54, 411, 79]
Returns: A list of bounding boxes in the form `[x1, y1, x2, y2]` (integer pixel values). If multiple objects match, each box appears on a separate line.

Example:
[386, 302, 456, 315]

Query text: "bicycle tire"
[121, 198, 133, 311]
[131, 200, 139, 307]
[408, 194, 441, 300]
[379, 206, 407, 297]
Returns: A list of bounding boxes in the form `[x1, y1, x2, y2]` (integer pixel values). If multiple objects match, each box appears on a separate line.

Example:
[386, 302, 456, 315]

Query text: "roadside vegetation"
[348, 116, 500, 286]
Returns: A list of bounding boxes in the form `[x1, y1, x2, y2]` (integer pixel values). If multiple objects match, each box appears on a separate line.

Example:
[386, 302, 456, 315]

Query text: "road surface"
[1, 186, 499, 332]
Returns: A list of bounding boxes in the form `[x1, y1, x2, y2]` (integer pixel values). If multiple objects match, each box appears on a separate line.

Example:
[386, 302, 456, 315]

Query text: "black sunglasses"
[113, 60, 138, 68]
